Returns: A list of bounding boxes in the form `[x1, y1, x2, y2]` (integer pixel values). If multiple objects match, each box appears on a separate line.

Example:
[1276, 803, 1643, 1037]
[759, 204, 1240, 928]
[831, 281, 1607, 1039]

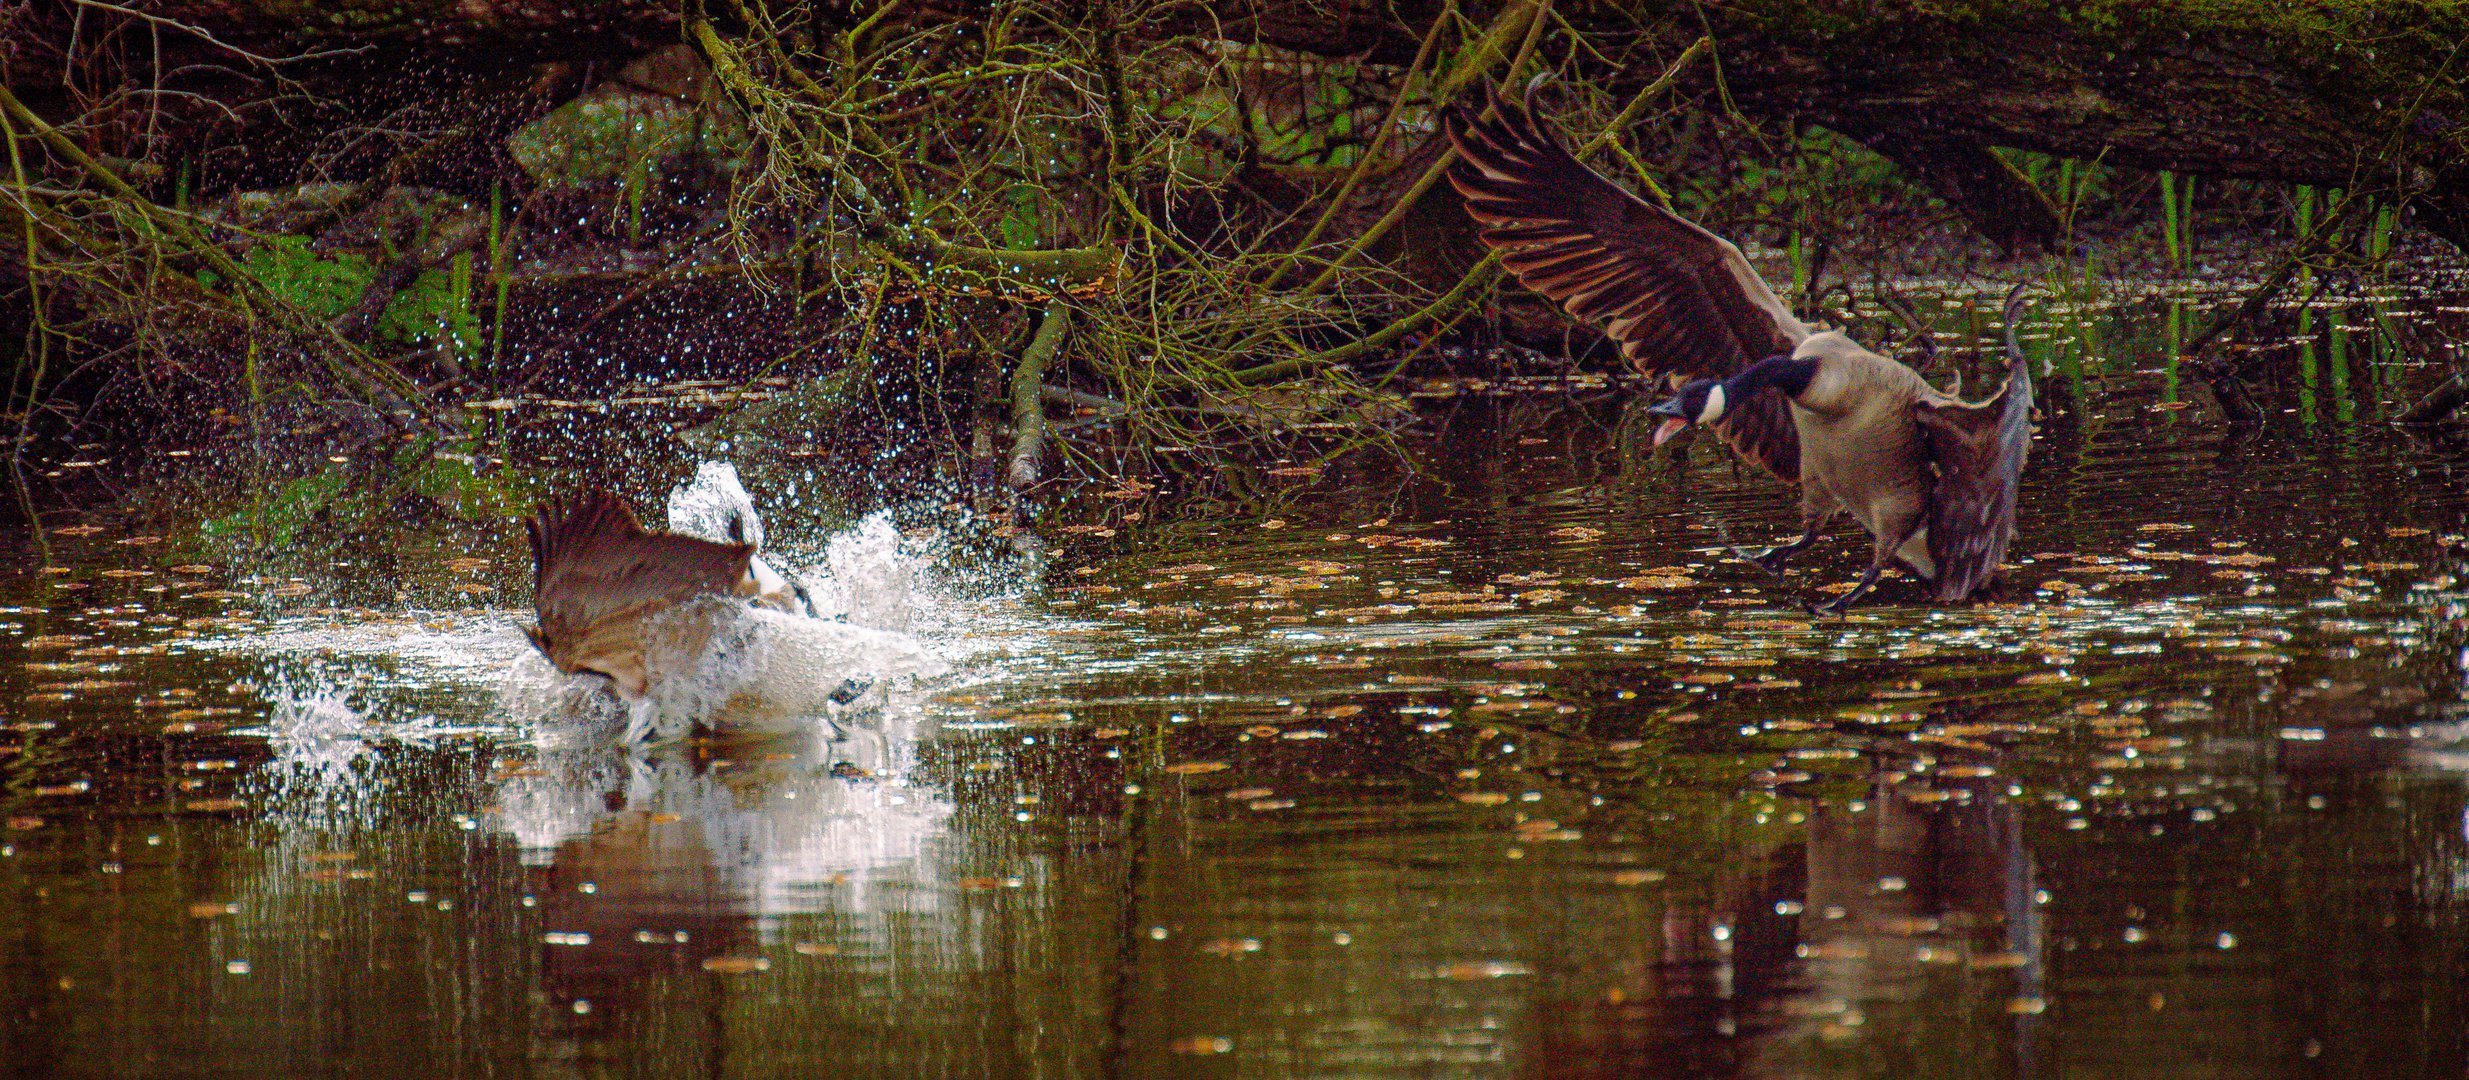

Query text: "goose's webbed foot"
[1805, 563, 1888, 617]
[1739, 528, 1824, 578]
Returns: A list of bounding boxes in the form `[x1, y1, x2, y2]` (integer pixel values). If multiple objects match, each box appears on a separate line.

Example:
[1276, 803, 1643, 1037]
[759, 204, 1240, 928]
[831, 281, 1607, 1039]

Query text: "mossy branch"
[1010, 298, 1071, 487]
[0, 83, 437, 421]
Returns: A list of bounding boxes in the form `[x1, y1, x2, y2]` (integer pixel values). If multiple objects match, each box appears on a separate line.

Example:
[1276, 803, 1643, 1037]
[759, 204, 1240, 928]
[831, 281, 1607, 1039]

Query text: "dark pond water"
[3, 282, 2468, 1078]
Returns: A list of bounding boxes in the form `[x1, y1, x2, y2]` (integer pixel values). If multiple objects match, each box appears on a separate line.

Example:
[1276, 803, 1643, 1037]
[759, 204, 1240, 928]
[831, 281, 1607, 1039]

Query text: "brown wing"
[1916, 286, 2035, 601]
[1445, 85, 1811, 482]
[525, 489, 755, 679]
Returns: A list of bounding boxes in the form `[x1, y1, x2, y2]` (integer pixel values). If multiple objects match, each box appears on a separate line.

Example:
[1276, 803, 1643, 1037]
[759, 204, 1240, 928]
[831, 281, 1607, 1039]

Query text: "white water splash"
[665, 460, 767, 547]
[792, 510, 921, 631]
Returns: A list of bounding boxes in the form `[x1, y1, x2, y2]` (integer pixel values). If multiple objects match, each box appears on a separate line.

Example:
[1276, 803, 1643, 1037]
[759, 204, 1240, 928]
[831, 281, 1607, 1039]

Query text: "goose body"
[1446, 87, 2033, 612]
[523, 477, 927, 742]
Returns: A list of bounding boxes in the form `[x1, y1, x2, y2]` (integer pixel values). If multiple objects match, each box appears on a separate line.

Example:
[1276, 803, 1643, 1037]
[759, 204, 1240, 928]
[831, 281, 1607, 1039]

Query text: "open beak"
[1645, 399, 1689, 447]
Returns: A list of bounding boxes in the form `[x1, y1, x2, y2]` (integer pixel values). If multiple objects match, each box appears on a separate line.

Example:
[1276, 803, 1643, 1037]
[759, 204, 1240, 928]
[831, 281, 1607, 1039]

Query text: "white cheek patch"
[1701, 384, 1727, 424]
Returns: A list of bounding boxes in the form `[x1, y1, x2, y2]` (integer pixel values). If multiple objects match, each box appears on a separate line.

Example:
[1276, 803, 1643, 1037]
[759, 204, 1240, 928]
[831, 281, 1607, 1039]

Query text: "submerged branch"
[2397, 371, 2468, 425]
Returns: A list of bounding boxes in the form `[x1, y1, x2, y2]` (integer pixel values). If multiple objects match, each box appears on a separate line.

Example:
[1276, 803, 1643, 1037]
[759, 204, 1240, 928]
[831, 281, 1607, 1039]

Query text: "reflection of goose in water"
[520, 464, 942, 743]
[495, 729, 954, 1038]
[1529, 771, 2043, 1078]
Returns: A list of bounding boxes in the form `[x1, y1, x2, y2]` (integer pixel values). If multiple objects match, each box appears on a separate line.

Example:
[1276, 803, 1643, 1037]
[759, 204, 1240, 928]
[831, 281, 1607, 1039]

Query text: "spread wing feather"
[1915, 286, 2035, 600]
[1445, 85, 1811, 482]
[526, 489, 754, 676]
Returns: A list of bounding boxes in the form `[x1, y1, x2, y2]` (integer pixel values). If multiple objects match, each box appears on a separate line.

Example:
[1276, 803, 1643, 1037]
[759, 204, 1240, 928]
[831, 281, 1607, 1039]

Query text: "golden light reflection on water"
[1, 293, 2467, 1077]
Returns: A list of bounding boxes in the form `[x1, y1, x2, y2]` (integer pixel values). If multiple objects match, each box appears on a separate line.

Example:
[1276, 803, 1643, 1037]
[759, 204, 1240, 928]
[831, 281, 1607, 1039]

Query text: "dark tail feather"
[1918, 284, 2037, 601]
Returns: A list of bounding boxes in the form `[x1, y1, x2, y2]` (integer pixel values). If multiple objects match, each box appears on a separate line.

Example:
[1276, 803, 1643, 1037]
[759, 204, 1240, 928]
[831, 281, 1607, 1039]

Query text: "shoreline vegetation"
[1, 1, 2464, 546]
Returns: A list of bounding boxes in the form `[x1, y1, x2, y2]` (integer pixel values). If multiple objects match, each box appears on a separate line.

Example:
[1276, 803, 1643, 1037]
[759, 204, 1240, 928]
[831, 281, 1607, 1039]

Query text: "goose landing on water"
[524, 479, 932, 743]
[1445, 87, 2034, 615]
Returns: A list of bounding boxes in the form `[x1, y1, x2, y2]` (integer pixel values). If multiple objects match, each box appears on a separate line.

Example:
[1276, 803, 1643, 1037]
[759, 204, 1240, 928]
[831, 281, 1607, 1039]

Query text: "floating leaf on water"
[1606, 740, 1645, 752]
[1547, 526, 1605, 541]
[1224, 788, 1275, 801]
[99, 569, 155, 578]
[188, 902, 238, 919]
[1611, 869, 1667, 886]
[1093, 728, 1131, 738]
[444, 558, 491, 572]
[2016, 672, 2074, 685]
[1676, 672, 1734, 685]
[1457, 793, 1509, 806]
[701, 957, 771, 974]
[1198, 937, 1262, 957]
[793, 941, 841, 956]
[1164, 762, 1230, 776]
[1615, 576, 1695, 590]
[1280, 729, 1331, 740]
[1495, 659, 1558, 670]
[1291, 560, 1352, 575]
[1168, 1037, 1234, 1055]
[1249, 798, 1296, 811]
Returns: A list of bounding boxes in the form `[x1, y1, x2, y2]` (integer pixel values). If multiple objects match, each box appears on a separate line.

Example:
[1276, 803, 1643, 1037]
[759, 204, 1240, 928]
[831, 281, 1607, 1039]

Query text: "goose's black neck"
[1726, 354, 1819, 401]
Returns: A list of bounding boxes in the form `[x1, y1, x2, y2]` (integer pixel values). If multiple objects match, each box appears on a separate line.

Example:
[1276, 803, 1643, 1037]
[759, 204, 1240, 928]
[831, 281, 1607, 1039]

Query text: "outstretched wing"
[525, 489, 755, 676]
[1446, 84, 1810, 482]
[1916, 286, 2035, 601]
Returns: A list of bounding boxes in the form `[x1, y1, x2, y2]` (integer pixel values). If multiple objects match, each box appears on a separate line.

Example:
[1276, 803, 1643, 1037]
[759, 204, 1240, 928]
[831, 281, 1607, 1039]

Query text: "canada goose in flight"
[1444, 87, 2033, 614]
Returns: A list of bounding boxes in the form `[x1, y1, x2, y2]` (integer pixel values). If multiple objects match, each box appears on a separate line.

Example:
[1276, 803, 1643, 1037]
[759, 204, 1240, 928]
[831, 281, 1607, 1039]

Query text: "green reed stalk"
[2158, 171, 2180, 271]
[2329, 319, 2351, 424]
[1787, 230, 1807, 303]
[449, 250, 473, 358]
[487, 183, 509, 375]
[2164, 300, 2183, 405]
